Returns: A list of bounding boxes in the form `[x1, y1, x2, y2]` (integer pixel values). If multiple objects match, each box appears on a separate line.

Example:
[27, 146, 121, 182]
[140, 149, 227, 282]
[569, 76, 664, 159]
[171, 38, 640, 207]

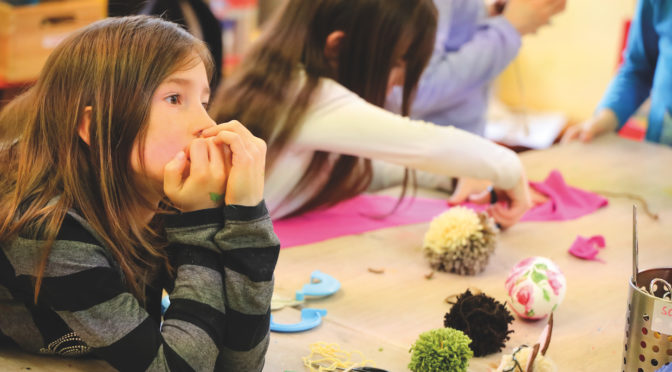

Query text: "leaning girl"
[0, 16, 277, 372]
[210, 0, 532, 227]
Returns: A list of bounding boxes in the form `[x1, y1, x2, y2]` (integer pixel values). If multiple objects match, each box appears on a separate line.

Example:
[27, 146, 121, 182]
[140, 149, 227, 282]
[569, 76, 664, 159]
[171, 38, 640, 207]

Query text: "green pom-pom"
[408, 327, 474, 372]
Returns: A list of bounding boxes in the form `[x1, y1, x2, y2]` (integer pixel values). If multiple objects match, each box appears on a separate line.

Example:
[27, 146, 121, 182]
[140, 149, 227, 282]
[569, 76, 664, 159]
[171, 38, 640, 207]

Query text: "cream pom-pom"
[494, 345, 557, 372]
[423, 207, 497, 275]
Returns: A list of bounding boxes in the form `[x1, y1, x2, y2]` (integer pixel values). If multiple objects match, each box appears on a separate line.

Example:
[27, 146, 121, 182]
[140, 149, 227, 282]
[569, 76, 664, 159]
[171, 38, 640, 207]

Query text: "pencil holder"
[622, 268, 672, 372]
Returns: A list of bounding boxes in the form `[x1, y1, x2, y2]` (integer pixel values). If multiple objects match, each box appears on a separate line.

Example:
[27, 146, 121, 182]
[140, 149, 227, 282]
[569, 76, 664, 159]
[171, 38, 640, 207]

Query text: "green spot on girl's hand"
[209, 192, 224, 203]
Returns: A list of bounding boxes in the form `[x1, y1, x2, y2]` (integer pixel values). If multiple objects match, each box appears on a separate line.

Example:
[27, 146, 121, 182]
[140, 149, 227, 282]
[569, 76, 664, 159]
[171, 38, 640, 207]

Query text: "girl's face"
[131, 56, 215, 199]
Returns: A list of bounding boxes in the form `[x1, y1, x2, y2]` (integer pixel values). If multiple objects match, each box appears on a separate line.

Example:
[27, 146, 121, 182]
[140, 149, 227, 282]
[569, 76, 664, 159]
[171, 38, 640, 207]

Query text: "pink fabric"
[274, 170, 609, 248]
[273, 195, 452, 248]
[522, 170, 609, 222]
[568, 235, 607, 262]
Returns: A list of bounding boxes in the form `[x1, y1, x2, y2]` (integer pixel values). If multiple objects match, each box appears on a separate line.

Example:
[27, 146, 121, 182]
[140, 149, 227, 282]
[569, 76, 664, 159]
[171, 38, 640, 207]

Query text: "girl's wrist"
[225, 196, 263, 207]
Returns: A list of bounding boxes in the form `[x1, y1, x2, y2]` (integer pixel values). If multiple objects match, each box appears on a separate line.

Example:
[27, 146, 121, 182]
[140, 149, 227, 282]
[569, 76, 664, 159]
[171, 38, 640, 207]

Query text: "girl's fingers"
[490, 205, 520, 229]
[201, 120, 255, 141]
[164, 151, 188, 195]
[491, 203, 521, 220]
[212, 131, 254, 165]
[222, 145, 233, 174]
[189, 138, 209, 176]
[490, 210, 516, 229]
[490, 194, 530, 226]
[206, 138, 226, 181]
[202, 121, 267, 162]
[469, 190, 492, 205]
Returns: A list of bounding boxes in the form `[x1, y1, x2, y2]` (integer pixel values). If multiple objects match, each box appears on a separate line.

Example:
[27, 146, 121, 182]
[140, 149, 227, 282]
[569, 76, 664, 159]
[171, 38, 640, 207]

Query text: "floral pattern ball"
[505, 257, 566, 320]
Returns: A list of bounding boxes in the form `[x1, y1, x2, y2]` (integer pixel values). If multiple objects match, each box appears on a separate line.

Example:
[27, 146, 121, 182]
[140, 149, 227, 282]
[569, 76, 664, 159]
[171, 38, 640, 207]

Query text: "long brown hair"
[210, 0, 437, 217]
[0, 16, 214, 301]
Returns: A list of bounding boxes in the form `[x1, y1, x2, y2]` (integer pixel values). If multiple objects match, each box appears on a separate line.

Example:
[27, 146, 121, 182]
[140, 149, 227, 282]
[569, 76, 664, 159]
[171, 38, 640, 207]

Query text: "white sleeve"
[293, 80, 523, 189]
[368, 160, 456, 192]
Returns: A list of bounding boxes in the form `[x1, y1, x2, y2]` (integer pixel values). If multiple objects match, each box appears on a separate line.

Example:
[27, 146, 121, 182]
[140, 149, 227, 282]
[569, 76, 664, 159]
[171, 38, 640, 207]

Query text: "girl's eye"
[202, 102, 209, 110]
[165, 95, 181, 105]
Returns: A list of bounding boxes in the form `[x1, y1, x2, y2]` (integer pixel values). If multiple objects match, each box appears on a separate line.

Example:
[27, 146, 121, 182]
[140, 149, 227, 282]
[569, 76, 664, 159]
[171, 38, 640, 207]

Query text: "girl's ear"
[77, 106, 93, 145]
[324, 30, 345, 68]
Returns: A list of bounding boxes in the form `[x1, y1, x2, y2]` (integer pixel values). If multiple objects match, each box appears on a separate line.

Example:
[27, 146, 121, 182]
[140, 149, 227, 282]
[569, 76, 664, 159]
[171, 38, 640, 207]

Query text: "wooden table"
[265, 134, 672, 372]
[2, 134, 671, 371]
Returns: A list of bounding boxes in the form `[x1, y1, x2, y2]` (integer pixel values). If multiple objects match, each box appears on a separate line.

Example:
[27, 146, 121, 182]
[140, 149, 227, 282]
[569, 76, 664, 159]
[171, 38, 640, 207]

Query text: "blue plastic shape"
[270, 308, 327, 333]
[295, 270, 341, 301]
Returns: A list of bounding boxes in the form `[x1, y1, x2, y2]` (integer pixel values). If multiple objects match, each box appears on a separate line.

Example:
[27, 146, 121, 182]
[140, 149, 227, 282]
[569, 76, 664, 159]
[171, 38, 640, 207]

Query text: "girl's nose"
[192, 107, 217, 136]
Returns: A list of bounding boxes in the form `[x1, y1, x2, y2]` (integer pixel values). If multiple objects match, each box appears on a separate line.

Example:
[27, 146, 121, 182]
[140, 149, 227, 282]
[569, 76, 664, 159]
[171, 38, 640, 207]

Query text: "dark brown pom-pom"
[444, 289, 514, 357]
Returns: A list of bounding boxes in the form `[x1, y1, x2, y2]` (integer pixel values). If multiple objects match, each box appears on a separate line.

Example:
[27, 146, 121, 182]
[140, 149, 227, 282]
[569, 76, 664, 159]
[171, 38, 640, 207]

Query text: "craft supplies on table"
[622, 206, 672, 371]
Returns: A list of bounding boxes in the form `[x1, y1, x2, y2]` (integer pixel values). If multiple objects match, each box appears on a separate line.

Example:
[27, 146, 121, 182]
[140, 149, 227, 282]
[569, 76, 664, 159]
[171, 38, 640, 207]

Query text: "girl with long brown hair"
[210, 0, 533, 228]
[0, 16, 278, 371]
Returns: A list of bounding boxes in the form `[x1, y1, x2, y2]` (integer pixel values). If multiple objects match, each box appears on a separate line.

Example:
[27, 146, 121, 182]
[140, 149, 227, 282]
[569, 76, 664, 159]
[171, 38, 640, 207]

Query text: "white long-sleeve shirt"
[265, 77, 523, 219]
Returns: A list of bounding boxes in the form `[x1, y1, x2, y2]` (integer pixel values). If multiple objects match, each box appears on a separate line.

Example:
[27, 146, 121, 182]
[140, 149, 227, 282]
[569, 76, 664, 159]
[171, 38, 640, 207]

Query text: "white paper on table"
[485, 112, 566, 149]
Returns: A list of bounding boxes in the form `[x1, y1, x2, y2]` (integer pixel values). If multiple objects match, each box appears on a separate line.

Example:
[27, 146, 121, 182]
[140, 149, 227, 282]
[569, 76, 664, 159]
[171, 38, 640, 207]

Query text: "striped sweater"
[0, 202, 280, 372]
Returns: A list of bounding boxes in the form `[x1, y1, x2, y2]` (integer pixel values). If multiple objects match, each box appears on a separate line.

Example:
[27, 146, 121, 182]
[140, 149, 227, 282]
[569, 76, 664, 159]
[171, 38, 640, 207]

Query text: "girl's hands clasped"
[163, 120, 267, 211]
[164, 138, 229, 212]
[201, 120, 267, 207]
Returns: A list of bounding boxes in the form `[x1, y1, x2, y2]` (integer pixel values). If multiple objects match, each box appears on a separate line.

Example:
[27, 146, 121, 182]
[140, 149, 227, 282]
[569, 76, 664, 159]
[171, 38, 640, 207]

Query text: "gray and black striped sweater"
[0, 202, 280, 371]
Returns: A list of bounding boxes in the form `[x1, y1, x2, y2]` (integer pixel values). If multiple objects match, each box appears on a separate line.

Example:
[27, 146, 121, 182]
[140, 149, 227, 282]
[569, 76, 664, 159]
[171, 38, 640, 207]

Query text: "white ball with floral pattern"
[505, 256, 566, 320]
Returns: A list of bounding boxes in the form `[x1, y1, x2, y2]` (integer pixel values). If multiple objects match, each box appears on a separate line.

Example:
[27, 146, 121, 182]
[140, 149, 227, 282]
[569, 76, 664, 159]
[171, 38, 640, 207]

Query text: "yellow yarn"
[302, 342, 376, 372]
[423, 207, 483, 254]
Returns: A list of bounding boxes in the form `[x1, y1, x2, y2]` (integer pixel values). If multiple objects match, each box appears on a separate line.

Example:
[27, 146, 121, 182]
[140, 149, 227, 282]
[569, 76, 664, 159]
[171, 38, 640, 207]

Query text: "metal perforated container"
[622, 268, 672, 372]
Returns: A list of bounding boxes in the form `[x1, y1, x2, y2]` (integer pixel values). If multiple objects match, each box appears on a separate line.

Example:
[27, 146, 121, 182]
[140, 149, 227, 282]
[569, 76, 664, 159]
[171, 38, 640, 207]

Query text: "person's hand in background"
[503, 0, 566, 35]
[561, 109, 618, 143]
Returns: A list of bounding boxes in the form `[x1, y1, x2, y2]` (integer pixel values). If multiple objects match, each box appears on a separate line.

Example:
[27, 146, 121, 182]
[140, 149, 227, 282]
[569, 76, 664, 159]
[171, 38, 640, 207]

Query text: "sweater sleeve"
[26, 203, 278, 372]
[387, 0, 521, 118]
[597, 0, 658, 129]
[163, 202, 279, 372]
[295, 80, 523, 190]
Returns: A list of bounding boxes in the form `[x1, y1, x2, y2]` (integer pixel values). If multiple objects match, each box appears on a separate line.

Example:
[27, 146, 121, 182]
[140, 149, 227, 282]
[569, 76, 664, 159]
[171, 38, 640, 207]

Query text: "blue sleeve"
[597, 0, 658, 129]
[398, 0, 521, 117]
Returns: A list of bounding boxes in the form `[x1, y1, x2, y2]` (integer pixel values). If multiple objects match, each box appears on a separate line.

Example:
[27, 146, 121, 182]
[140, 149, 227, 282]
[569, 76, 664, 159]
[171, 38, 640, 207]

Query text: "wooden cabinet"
[0, 0, 106, 86]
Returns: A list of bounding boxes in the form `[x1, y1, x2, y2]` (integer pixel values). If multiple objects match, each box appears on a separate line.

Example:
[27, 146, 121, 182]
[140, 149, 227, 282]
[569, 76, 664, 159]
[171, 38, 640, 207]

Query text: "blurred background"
[0, 0, 643, 144]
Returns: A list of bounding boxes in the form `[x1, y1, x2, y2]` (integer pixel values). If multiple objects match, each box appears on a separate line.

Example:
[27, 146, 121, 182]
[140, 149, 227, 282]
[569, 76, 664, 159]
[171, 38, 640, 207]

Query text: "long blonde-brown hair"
[210, 0, 437, 217]
[0, 16, 214, 301]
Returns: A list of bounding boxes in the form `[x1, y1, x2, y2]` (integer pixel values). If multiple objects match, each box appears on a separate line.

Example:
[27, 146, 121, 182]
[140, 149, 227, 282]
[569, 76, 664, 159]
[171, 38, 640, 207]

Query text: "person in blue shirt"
[563, 0, 672, 145]
[386, 0, 565, 203]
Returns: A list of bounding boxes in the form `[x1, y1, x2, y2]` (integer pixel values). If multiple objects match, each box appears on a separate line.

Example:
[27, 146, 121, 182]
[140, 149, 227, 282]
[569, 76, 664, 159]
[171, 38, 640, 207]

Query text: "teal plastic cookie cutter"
[295, 270, 341, 301]
[270, 271, 340, 333]
[270, 308, 328, 333]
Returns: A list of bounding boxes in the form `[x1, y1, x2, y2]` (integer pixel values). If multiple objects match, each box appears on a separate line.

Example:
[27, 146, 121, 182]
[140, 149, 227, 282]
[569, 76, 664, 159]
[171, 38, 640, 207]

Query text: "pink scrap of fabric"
[568, 235, 606, 262]
[274, 170, 609, 248]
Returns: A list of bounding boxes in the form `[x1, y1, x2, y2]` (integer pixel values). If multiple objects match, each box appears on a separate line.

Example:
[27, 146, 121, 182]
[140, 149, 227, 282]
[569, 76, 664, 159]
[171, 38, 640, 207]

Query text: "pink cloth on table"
[274, 170, 609, 248]
[273, 195, 452, 248]
[522, 170, 608, 222]
[568, 235, 607, 262]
